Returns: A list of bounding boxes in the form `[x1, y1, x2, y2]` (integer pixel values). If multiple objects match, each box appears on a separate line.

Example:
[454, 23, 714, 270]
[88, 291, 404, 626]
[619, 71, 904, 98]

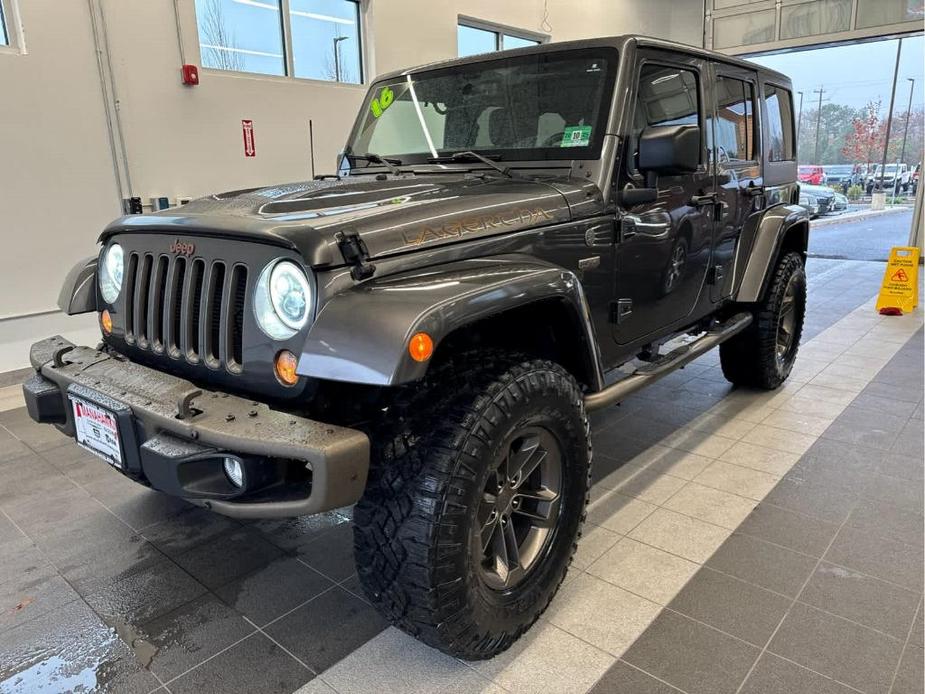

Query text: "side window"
[713, 76, 756, 163]
[764, 84, 795, 161]
[631, 64, 701, 172]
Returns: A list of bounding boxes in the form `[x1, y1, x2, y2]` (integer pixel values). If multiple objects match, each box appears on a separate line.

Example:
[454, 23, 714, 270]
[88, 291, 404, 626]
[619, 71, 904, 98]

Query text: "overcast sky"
[749, 35, 924, 116]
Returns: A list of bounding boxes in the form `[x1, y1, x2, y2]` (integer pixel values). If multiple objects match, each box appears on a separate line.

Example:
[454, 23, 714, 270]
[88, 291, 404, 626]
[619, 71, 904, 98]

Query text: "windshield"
[344, 48, 617, 169]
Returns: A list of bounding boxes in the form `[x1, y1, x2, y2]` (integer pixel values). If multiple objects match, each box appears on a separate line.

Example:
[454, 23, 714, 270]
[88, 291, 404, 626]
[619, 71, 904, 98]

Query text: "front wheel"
[353, 355, 591, 660]
[720, 251, 806, 389]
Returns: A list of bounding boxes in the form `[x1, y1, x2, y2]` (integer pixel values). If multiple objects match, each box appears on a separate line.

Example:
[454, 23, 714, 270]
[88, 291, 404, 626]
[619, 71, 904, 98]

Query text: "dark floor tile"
[764, 477, 859, 525]
[668, 568, 792, 646]
[81, 472, 192, 531]
[863, 473, 924, 514]
[801, 438, 883, 471]
[82, 557, 208, 626]
[740, 652, 858, 694]
[878, 451, 925, 482]
[0, 513, 25, 547]
[2, 484, 103, 537]
[860, 381, 924, 405]
[912, 603, 924, 648]
[768, 602, 903, 694]
[591, 429, 658, 468]
[852, 393, 920, 419]
[706, 533, 817, 597]
[0, 571, 80, 633]
[798, 561, 920, 639]
[825, 526, 924, 592]
[337, 573, 366, 603]
[0, 537, 54, 587]
[265, 586, 388, 673]
[168, 632, 312, 694]
[33, 511, 163, 595]
[174, 527, 283, 590]
[215, 557, 334, 627]
[38, 439, 101, 470]
[589, 659, 680, 694]
[0, 598, 160, 693]
[833, 405, 913, 434]
[296, 522, 356, 582]
[622, 610, 758, 694]
[140, 594, 255, 681]
[892, 420, 925, 459]
[0, 430, 30, 462]
[820, 421, 898, 451]
[251, 509, 352, 553]
[892, 644, 925, 694]
[0, 454, 67, 506]
[141, 506, 241, 557]
[846, 497, 924, 547]
[783, 457, 877, 496]
[737, 504, 840, 557]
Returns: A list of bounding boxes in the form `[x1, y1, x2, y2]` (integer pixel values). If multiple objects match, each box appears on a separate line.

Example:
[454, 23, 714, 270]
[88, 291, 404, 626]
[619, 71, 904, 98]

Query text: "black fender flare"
[735, 204, 809, 302]
[298, 256, 604, 388]
[57, 255, 98, 315]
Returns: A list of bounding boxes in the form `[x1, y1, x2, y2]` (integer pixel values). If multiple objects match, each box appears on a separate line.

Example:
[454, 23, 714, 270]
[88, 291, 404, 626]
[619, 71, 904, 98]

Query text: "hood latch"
[335, 231, 376, 281]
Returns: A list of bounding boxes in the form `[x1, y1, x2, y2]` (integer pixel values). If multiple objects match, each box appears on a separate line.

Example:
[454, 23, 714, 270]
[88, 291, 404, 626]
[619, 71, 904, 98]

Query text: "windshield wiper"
[427, 151, 512, 178]
[347, 152, 404, 176]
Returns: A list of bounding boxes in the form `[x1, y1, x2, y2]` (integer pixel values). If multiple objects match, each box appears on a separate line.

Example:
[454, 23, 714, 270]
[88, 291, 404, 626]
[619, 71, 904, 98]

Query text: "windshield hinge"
[335, 231, 376, 281]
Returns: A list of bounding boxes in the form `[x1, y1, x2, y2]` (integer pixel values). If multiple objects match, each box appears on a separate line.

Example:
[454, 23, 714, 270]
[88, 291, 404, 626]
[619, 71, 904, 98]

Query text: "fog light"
[223, 457, 244, 488]
[274, 350, 299, 386]
[100, 310, 113, 335]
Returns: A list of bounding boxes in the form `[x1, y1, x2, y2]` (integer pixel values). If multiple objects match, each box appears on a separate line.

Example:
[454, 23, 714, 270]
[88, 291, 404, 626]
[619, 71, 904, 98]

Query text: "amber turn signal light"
[100, 310, 113, 335]
[408, 332, 434, 362]
[274, 350, 299, 386]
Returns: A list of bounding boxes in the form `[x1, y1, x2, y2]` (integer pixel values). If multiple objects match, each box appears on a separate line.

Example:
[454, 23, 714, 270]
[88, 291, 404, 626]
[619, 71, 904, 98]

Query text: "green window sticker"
[370, 86, 395, 118]
[561, 125, 592, 148]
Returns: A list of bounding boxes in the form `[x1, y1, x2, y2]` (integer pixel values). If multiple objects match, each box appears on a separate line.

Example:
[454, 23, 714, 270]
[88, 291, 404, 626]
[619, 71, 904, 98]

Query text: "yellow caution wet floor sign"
[876, 246, 920, 315]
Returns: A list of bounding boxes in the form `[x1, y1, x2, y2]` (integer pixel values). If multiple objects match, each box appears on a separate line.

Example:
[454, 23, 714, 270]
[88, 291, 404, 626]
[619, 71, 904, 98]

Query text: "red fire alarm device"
[181, 64, 200, 86]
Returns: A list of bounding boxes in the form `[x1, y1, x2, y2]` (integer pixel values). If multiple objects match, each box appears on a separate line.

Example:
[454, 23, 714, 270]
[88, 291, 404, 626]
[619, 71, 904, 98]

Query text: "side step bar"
[584, 312, 753, 412]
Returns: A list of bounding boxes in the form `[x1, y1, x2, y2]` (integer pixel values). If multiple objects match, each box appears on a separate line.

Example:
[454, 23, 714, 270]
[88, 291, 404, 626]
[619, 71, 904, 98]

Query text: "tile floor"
[0, 257, 921, 694]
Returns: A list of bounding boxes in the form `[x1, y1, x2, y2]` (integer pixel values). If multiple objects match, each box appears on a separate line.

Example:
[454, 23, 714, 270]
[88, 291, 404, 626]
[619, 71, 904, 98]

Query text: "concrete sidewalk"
[812, 205, 912, 228]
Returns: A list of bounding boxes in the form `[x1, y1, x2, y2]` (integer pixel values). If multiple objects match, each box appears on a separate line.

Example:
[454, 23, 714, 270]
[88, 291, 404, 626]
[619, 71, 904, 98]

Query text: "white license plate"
[71, 397, 123, 469]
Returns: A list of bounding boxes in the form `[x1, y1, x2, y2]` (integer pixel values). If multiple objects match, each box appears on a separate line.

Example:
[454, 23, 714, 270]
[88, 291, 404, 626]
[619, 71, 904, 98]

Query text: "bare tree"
[200, 0, 244, 71]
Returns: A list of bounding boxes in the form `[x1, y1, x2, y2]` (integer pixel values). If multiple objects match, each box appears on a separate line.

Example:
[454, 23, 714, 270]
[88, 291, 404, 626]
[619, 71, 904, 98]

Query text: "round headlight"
[254, 260, 313, 340]
[99, 243, 124, 305]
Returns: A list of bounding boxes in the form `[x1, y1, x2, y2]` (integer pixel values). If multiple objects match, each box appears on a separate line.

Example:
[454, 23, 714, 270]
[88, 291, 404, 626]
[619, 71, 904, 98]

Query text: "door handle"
[690, 193, 718, 207]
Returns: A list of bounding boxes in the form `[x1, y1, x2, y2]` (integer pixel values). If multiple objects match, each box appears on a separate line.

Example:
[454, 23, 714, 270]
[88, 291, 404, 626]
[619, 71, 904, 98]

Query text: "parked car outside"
[866, 163, 911, 193]
[822, 164, 854, 192]
[912, 163, 920, 195]
[798, 165, 827, 185]
[799, 183, 841, 218]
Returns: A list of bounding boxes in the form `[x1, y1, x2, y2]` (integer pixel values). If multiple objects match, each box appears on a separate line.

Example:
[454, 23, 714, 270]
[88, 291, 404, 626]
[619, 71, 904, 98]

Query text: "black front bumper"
[24, 336, 370, 519]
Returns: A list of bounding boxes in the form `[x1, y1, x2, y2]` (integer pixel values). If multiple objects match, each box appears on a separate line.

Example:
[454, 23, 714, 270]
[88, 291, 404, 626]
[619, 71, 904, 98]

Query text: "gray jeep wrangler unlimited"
[25, 36, 807, 659]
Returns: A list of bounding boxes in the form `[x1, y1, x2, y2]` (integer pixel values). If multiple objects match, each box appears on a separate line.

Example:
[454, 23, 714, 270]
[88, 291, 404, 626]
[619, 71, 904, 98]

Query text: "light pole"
[877, 38, 903, 193]
[813, 87, 824, 163]
[796, 90, 804, 146]
[899, 78, 915, 168]
[333, 35, 349, 82]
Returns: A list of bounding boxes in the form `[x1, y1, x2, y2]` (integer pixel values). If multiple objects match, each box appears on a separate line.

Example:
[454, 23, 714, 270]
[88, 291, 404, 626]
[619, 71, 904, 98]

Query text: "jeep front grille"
[124, 252, 248, 373]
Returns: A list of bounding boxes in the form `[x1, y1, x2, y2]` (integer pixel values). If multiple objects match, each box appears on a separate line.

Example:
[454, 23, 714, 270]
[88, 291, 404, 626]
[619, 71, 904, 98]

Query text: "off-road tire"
[353, 354, 591, 660]
[720, 251, 806, 389]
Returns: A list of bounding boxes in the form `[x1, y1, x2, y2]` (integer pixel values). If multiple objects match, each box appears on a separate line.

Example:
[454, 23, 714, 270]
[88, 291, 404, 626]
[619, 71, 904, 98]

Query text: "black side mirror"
[620, 186, 658, 207]
[638, 125, 701, 176]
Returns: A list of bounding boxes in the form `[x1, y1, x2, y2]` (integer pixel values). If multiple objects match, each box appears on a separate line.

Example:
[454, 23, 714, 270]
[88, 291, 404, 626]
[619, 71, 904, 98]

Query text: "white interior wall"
[0, 0, 702, 371]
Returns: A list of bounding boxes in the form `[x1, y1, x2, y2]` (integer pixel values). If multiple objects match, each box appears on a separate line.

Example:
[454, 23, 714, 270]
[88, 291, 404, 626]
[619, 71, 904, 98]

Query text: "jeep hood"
[100, 174, 586, 267]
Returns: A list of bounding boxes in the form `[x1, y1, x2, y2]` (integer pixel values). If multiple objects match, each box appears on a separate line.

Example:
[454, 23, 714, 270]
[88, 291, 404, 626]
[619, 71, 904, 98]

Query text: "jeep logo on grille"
[170, 239, 196, 256]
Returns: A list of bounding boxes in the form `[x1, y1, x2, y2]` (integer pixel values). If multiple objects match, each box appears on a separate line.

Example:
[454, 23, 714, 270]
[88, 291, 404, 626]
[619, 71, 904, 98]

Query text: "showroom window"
[0, 1, 8, 46]
[194, 0, 363, 84]
[763, 84, 795, 161]
[457, 19, 544, 57]
[712, 76, 755, 162]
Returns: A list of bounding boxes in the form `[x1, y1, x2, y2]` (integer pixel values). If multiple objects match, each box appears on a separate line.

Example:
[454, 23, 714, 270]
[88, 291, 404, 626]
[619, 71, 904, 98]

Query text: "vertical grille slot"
[166, 256, 186, 357]
[134, 254, 153, 348]
[185, 259, 205, 361]
[149, 256, 168, 352]
[229, 266, 247, 370]
[124, 253, 139, 344]
[204, 262, 226, 367]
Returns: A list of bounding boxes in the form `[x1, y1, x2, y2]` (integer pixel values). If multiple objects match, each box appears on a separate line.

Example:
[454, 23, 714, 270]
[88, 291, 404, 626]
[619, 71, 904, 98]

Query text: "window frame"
[710, 67, 761, 169]
[194, 0, 367, 85]
[456, 15, 548, 56]
[762, 81, 796, 162]
[0, 0, 23, 54]
[627, 57, 708, 176]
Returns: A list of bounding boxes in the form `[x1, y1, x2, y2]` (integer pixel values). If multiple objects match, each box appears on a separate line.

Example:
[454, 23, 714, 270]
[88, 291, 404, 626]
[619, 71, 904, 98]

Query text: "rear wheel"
[720, 251, 806, 389]
[353, 354, 591, 660]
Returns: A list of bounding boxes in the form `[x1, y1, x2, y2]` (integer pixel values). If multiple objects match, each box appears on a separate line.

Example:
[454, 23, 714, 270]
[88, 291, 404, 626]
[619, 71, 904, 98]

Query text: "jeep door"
[708, 64, 763, 301]
[612, 52, 714, 345]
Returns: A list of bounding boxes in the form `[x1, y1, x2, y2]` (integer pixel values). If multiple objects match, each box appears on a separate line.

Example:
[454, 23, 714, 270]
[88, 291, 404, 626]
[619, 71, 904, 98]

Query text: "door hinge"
[610, 298, 633, 324]
[708, 265, 725, 285]
[335, 231, 376, 281]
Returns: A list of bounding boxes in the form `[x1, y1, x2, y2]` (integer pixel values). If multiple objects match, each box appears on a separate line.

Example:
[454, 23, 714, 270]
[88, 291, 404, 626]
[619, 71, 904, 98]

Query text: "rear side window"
[764, 84, 795, 161]
[712, 76, 756, 163]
